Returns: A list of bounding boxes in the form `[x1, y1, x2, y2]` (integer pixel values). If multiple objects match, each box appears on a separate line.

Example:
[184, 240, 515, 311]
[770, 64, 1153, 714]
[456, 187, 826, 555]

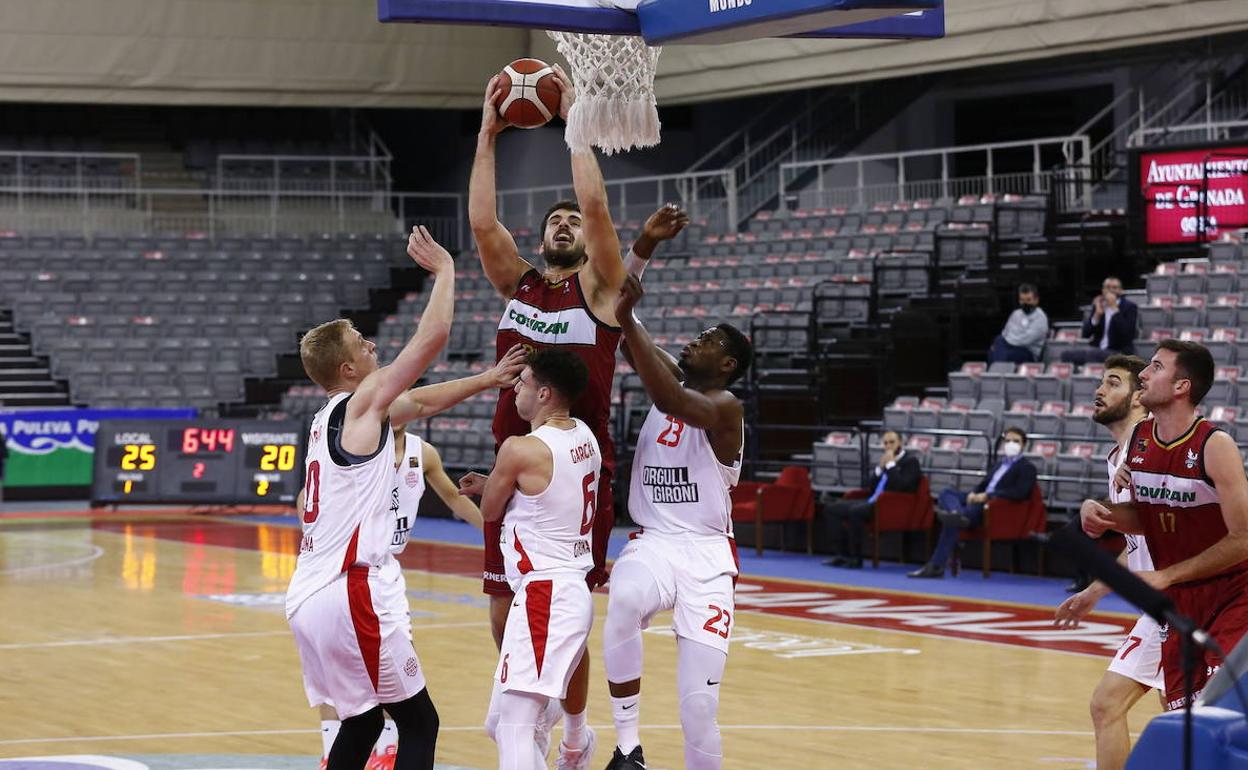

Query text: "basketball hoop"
[547, 30, 661, 156]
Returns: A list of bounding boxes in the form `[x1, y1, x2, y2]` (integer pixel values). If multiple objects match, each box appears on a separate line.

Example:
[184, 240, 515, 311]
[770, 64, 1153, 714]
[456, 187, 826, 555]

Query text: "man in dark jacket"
[823, 430, 922, 568]
[908, 426, 1037, 578]
[1062, 276, 1138, 364]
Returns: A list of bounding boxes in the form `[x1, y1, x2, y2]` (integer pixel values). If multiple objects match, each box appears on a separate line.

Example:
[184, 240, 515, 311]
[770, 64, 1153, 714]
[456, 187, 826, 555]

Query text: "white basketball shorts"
[496, 575, 592, 700]
[289, 566, 426, 718]
[374, 555, 412, 641]
[614, 531, 740, 655]
[1107, 613, 1164, 691]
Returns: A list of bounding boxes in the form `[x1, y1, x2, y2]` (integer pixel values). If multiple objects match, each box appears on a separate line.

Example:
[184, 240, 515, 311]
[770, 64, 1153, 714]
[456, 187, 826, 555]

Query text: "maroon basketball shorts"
[1160, 569, 1248, 710]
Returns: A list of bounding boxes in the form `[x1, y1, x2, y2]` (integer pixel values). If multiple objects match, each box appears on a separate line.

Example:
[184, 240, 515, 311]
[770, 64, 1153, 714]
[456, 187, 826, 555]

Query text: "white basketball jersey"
[372, 432, 427, 616]
[500, 419, 599, 590]
[1108, 441, 1155, 573]
[628, 404, 742, 536]
[285, 392, 396, 618]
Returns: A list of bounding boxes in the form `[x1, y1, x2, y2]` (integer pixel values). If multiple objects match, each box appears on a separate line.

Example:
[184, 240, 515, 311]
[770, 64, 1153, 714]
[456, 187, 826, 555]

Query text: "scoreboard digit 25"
[93, 419, 305, 505]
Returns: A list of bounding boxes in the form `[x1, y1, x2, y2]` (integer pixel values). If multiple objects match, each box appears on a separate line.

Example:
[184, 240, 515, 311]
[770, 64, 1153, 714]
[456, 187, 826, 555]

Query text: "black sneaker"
[604, 745, 646, 770]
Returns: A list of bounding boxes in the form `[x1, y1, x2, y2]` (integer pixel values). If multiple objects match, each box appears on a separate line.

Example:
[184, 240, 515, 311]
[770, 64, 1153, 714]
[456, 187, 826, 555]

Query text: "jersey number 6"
[580, 471, 597, 536]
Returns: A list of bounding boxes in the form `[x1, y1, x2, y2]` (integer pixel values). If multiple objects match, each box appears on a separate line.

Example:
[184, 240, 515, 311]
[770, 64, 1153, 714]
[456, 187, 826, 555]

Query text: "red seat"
[871, 475, 935, 567]
[958, 484, 1047, 577]
[730, 466, 815, 556]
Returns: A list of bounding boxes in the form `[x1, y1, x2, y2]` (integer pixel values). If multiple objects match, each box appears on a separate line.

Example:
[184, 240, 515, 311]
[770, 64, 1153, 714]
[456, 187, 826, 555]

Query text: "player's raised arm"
[615, 276, 740, 432]
[1150, 431, 1248, 588]
[422, 443, 484, 530]
[470, 75, 531, 299]
[348, 226, 454, 428]
[553, 66, 624, 293]
[624, 203, 690, 279]
[389, 344, 525, 425]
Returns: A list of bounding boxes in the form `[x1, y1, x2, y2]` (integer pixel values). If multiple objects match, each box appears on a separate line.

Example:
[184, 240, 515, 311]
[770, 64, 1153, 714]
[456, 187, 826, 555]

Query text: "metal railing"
[0, 185, 463, 248]
[216, 152, 393, 193]
[495, 169, 737, 234]
[779, 135, 1089, 209]
[0, 150, 141, 189]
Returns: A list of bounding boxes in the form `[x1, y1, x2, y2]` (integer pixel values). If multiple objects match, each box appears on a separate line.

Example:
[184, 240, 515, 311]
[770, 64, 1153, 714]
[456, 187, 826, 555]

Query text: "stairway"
[0, 311, 71, 408]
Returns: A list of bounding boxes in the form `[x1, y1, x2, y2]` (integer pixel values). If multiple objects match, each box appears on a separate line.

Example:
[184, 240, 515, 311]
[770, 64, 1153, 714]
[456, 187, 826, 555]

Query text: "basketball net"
[548, 31, 661, 156]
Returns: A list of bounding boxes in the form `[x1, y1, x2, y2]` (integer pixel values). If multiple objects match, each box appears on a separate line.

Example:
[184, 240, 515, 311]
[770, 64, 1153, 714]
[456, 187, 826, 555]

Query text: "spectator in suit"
[988, 283, 1048, 364]
[823, 430, 922, 569]
[1061, 276, 1138, 365]
[908, 426, 1037, 578]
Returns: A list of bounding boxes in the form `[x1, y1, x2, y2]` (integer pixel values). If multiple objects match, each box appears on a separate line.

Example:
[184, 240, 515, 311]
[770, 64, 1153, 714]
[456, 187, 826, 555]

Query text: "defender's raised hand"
[481, 75, 509, 136]
[487, 344, 527, 389]
[643, 203, 690, 242]
[407, 225, 454, 276]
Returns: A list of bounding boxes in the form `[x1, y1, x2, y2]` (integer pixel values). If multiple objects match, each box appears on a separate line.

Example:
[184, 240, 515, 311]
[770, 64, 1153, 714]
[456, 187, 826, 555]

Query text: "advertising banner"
[1139, 145, 1248, 244]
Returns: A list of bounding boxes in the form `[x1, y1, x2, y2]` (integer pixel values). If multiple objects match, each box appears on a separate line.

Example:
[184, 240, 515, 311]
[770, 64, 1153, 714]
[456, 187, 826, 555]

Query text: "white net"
[548, 31, 661, 156]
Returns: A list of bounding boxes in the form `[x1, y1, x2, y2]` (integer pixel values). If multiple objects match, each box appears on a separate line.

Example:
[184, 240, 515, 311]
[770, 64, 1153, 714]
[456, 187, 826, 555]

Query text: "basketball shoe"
[603, 745, 647, 769]
[555, 725, 597, 770]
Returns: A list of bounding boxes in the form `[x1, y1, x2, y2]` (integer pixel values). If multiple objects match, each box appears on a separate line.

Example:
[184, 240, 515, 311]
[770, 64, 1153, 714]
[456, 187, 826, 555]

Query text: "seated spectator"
[988, 283, 1048, 364]
[1061, 276, 1138, 364]
[822, 430, 922, 569]
[907, 426, 1037, 578]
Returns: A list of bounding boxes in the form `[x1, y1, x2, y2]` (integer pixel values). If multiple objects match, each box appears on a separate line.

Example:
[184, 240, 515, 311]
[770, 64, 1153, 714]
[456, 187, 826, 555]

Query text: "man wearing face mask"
[821, 431, 922, 569]
[1062, 276, 1139, 365]
[988, 283, 1048, 365]
[908, 427, 1038, 578]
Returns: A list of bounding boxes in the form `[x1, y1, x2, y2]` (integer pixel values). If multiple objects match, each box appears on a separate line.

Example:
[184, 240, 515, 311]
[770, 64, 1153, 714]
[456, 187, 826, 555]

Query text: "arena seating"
[0, 231, 409, 411]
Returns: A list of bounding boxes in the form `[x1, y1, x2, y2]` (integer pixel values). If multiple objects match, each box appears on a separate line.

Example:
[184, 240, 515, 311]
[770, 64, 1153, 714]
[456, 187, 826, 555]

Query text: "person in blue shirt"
[823, 430, 922, 569]
[908, 426, 1037, 578]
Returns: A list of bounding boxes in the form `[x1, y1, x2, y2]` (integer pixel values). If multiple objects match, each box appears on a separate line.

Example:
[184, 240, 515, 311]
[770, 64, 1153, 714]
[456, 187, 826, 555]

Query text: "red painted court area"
[89, 515, 1135, 658]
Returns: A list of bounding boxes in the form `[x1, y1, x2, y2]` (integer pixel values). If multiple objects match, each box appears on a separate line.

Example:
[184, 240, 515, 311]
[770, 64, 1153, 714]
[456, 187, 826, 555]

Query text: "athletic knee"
[679, 692, 721, 750]
[606, 578, 651, 625]
[1089, 686, 1129, 728]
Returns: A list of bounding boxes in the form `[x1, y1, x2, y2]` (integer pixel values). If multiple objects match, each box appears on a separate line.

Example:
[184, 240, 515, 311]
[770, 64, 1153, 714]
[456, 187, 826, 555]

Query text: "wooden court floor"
[0, 513, 1158, 769]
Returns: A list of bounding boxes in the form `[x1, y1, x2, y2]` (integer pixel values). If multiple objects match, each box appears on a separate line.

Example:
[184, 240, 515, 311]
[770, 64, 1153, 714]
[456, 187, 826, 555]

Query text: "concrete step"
[0, 356, 45, 369]
[0, 368, 52, 382]
[0, 380, 65, 394]
[0, 393, 71, 407]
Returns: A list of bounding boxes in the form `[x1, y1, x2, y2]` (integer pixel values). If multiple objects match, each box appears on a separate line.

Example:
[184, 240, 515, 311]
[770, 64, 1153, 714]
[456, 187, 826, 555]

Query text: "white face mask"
[1002, 440, 1023, 458]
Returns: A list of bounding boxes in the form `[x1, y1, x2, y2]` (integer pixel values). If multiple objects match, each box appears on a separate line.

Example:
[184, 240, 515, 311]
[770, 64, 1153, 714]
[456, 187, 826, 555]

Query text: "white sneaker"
[554, 725, 597, 770]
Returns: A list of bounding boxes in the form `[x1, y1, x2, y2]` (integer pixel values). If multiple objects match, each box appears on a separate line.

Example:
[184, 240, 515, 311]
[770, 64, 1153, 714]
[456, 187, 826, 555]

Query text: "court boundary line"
[0, 723, 1100, 746]
[0, 622, 488, 651]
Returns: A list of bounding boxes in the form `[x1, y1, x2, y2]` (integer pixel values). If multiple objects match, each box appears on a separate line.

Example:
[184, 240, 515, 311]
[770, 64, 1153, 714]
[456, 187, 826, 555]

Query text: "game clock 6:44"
[92, 419, 305, 505]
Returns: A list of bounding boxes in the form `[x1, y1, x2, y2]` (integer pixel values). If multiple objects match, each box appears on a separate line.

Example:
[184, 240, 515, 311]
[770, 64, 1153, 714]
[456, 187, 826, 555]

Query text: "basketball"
[496, 58, 561, 129]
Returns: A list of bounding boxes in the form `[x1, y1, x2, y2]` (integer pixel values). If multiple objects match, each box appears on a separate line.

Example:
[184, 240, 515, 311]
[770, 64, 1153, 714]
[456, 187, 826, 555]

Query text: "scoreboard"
[92, 419, 305, 505]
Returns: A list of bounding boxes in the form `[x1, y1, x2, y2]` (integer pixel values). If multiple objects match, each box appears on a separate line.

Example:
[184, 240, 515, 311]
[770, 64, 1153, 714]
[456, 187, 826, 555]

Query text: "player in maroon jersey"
[1081, 339, 1248, 709]
[467, 68, 689, 766]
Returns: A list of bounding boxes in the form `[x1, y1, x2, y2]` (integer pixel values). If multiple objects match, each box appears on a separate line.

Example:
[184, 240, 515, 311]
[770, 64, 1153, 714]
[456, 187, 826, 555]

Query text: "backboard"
[378, 0, 944, 45]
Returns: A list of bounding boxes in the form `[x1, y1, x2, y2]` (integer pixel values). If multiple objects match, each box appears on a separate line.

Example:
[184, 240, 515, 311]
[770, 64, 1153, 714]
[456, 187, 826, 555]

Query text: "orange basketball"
[496, 58, 561, 129]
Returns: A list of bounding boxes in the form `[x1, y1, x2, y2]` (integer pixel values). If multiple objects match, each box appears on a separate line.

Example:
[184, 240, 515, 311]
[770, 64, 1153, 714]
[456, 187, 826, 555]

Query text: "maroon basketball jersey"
[493, 268, 620, 465]
[1125, 417, 1246, 577]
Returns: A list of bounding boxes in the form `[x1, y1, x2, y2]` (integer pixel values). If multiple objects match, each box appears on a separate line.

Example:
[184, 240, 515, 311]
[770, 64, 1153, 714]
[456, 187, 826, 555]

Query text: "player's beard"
[543, 242, 586, 270]
[1093, 394, 1132, 425]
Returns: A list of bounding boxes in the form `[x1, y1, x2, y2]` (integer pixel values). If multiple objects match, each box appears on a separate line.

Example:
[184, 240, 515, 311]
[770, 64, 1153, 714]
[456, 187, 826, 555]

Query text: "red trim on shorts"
[347, 565, 381, 691]
[341, 525, 361, 572]
[628, 527, 644, 541]
[513, 528, 534, 574]
[525, 579, 553, 678]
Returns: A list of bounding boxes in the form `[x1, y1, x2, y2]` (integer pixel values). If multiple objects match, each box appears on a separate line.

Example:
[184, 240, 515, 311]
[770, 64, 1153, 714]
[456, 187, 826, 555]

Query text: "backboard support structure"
[377, 0, 944, 45]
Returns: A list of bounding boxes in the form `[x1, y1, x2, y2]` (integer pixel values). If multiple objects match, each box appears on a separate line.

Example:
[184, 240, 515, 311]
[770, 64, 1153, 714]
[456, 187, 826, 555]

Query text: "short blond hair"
[300, 318, 355, 389]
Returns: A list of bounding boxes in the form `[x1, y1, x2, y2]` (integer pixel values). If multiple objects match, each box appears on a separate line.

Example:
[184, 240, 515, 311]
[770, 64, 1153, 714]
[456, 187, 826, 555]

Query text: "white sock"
[611, 693, 641, 753]
[563, 708, 588, 749]
[320, 720, 340, 759]
[374, 719, 398, 756]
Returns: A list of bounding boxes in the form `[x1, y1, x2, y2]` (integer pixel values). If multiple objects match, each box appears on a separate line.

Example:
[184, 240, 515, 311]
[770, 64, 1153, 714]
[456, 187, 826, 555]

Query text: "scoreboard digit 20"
[92, 419, 305, 505]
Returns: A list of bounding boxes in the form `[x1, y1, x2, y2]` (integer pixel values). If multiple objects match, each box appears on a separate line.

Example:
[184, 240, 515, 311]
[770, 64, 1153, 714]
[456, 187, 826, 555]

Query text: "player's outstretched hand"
[458, 471, 489, 498]
[488, 344, 527, 389]
[552, 64, 575, 122]
[615, 275, 644, 324]
[1079, 498, 1115, 538]
[481, 75, 509, 136]
[644, 203, 690, 242]
[1054, 586, 1103, 628]
[407, 225, 454, 276]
